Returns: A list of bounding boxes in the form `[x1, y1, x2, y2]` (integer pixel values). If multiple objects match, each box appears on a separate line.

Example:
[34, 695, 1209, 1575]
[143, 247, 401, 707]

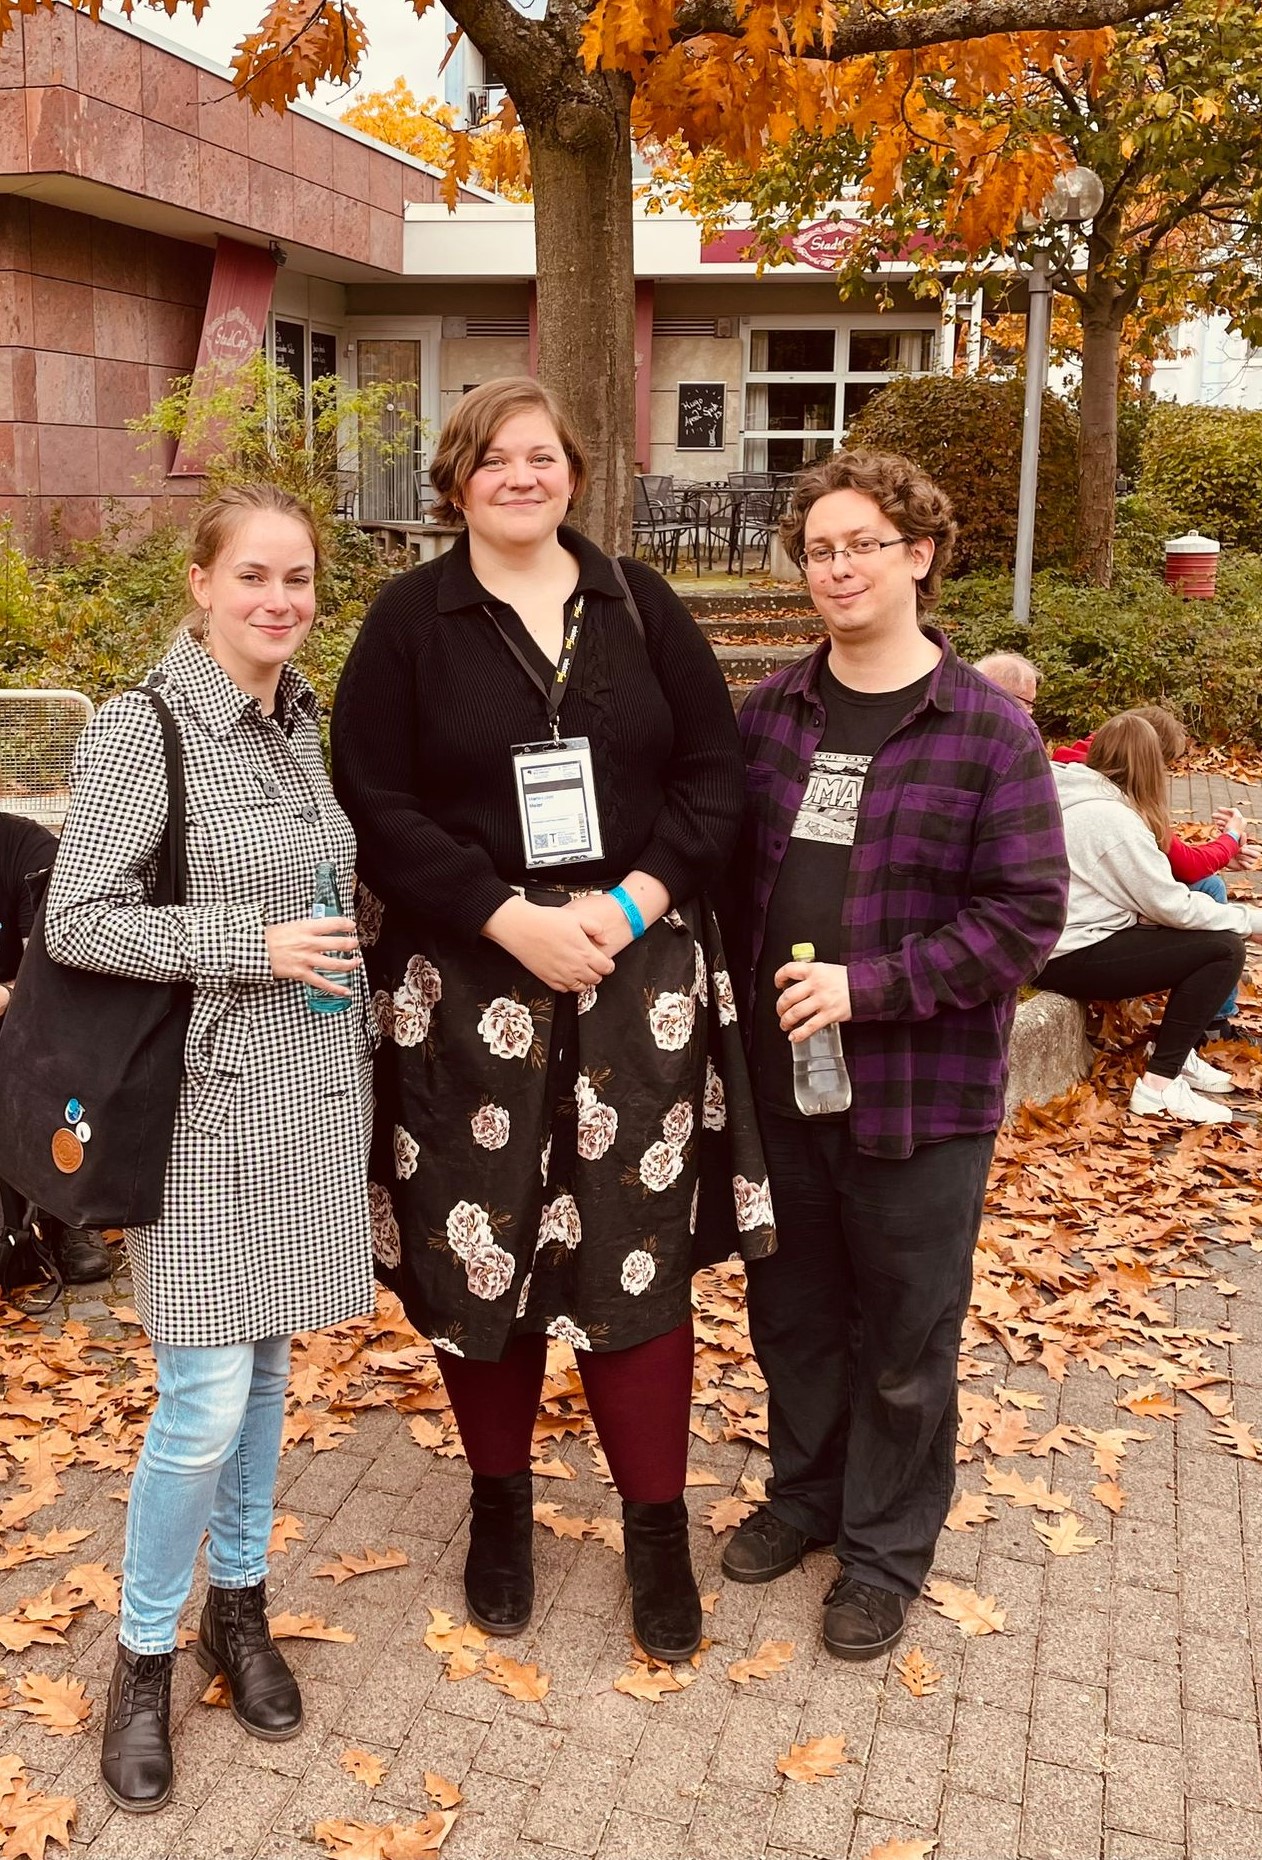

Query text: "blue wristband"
[609, 884, 646, 940]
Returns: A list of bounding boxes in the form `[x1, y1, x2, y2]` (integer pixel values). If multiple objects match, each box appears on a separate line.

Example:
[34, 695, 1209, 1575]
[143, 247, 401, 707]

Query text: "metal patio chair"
[0, 689, 95, 831]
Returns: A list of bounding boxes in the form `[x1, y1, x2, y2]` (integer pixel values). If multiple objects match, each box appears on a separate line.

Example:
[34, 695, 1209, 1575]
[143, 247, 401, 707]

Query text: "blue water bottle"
[306, 861, 352, 1016]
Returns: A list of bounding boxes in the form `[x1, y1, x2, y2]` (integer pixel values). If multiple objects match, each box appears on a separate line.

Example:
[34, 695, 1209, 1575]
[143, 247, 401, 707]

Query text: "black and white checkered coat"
[45, 628, 376, 1346]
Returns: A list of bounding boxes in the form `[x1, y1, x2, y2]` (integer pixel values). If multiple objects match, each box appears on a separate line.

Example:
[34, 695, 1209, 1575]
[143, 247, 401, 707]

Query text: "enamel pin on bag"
[0, 689, 193, 1229]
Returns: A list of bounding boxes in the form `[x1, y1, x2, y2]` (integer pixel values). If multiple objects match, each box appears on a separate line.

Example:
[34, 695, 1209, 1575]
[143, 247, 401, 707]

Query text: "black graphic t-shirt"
[752, 660, 932, 1116]
[0, 813, 56, 983]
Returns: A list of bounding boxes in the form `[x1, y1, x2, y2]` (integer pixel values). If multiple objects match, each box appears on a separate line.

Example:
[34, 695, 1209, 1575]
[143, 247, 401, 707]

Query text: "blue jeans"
[1192, 874, 1237, 1019]
[119, 1335, 290, 1654]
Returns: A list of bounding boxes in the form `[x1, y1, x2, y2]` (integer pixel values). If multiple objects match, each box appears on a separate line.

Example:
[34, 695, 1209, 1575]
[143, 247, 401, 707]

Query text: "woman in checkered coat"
[44, 485, 375, 1815]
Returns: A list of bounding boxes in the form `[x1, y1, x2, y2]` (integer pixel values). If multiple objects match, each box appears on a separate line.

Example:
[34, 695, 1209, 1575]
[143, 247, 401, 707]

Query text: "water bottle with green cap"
[306, 861, 352, 1016]
[789, 941, 852, 1115]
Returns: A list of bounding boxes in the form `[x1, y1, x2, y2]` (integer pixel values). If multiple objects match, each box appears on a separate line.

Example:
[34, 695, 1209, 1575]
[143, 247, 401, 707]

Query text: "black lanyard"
[486, 595, 586, 743]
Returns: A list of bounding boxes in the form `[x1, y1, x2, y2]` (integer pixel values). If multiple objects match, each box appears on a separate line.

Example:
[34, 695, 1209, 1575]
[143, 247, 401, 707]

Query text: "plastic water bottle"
[306, 861, 352, 1016]
[790, 940, 851, 1115]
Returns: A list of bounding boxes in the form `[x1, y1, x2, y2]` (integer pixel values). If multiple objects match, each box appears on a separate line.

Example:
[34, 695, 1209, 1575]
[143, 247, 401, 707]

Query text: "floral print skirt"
[363, 889, 776, 1362]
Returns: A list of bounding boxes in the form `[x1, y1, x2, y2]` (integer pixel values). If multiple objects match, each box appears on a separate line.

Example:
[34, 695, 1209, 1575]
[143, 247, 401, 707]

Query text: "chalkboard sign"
[677, 382, 725, 451]
[274, 319, 306, 389]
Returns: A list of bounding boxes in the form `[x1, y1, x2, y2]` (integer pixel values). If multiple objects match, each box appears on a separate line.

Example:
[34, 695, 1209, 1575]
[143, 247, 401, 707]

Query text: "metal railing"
[0, 689, 95, 830]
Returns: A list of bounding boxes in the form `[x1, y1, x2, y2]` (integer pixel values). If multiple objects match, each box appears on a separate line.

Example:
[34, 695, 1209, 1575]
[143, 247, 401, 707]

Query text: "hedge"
[1139, 402, 1262, 554]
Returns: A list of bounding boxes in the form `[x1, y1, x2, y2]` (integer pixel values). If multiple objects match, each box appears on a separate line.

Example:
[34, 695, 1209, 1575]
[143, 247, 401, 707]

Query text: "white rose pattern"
[574, 1072, 598, 1113]
[577, 1100, 619, 1162]
[702, 1058, 727, 1132]
[477, 995, 535, 1060]
[661, 1100, 693, 1150]
[538, 1192, 583, 1251]
[692, 941, 708, 1005]
[445, 1200, 493, 1262]
[647, 990, 695, 1052]
[576, 985, 597, 1015]
[712, 967, 738, 1027]
[620, 1249, 657, 1295]
[394, 1124, 420, 1181]
[466, 1242, 515, 1302]
[516, 1272, 532, 1319]
[539, 1134, 552, 1186]
[355, 884, 384, 947]
[639, 1139, 684, 1193]
[431, 1336, 465, 1357]
[368, 1183, 400, 1269]
[689, 1180, 699, 1236]
[392, 955, 442, 1048]
[470, 1103, 511, 1150]
[733, 1174, 774, 1232]
[548, 1315, 592, 1350]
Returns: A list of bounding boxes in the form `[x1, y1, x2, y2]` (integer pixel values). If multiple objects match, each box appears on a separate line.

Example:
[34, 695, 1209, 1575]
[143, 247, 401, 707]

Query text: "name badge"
[511, 736, 604, 869]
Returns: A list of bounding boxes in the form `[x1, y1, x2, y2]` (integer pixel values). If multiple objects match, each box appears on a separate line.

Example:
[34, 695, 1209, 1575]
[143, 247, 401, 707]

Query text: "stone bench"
[1005, 990, 1094, 1118]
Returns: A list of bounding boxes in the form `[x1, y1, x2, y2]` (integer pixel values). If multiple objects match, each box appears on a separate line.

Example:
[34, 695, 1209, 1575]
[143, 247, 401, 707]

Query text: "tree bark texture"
[524, 77, 637, 554]
[1077, 294, 1122, 588]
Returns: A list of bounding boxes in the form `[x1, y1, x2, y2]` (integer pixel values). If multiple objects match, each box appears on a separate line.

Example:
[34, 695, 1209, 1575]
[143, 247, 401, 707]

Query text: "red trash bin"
[1164, 531, 1220, 599]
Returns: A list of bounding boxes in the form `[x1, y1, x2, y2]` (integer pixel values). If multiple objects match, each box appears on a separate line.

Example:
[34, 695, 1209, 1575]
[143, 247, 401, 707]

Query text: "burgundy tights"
[436, 1321, 694, 1503]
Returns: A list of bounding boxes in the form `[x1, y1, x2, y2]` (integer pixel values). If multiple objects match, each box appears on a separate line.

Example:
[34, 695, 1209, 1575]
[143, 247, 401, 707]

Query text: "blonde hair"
[428, 378, 590, 526]
[1129, 704, 1186, 765]
[185, 483, 321, 640]
[779, 448, 958, 613]
[1087, 712, 1172, 849]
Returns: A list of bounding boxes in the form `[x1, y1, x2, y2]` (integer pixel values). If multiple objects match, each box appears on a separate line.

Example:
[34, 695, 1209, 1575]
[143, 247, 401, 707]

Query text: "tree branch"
[671, 0, 1169, 61]
[441, 0, 560, 111]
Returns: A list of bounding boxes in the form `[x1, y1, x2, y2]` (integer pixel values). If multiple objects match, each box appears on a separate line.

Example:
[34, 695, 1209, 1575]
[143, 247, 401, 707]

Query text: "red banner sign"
[170, 237, 279, 477]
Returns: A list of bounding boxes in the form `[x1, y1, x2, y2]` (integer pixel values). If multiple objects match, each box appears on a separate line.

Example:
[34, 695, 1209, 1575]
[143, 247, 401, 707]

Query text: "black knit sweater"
[330, 526, 745, 941]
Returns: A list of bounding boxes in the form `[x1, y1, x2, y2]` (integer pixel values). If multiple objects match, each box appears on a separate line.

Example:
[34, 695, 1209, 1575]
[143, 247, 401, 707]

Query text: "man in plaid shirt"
[722, 450, 1067, 1659]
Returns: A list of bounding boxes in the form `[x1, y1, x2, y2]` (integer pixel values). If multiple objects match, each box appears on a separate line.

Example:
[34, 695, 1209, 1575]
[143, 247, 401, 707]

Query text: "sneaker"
[1180, 1049, 1234, 1094]
[822, 1576, 910, 1661]
[720, 1508, 828, 1584]
[1129, 1073, 1233, 1125]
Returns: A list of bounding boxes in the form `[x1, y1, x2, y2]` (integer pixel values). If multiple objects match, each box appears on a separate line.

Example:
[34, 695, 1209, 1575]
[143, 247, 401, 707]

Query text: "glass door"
[355, 331, 437, 521]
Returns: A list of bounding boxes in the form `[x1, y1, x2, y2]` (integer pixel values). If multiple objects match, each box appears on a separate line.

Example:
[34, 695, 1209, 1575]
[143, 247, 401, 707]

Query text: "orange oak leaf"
[1033, 1513, 1098, 1556]
[58, 1565, 119, 1616]
[1120, 1385, 1180, 1421]
[267, 1612, 355, 1643]
[481, 1651, 549, 1702]
[13, 1674, 91, 1736]
[944, 1491, 993, 1533]
[313, 1548, 410, 1585]
[923, 1579, 1007, 1638]
[0, 1789, 77, 1860]
[1027, 1424, 1080, 1458]
[982, 1465, 1071, 1512]
[584, 1516, 624, 1552]
[1213, 1416, 1262, 1460]
[684, 1467, 723, 1487]
[775, 1734, 849, 1782]
[423, 1774, 463, 1811]
[340, 1749, 388, 1788]
[1091, 1478, 1127, 1515]
[383, 1813, 458, 1857]
[861, 1840, 937, 1860]
[613, 1660, 690, 1701]
[531, 1504, 588, 1541]
[408, 1417, 445, 1451]
[894, 1647, 943, 1696]
[0, 1530, 94, 1572]
[313, 1820, 393, 1860]
[727, 1639, 794, 1685]
[701, 1495, 756, 1534]
[268, 1514, 305, 1555]
[422, 1610, 487, 1682]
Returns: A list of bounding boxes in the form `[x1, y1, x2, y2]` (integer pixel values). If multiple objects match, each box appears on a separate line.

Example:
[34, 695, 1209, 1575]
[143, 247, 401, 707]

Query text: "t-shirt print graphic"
[789, 750, 872, 846]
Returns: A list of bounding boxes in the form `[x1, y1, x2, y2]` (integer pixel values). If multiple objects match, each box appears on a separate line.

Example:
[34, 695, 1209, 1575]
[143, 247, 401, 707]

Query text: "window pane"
[749, 328, 835, 372]
[843, 381, 885, 427]
[764, 382, 836, 431]
[311, 330, 338, 381]
[848, 328, 936, 373]
[764, 435, 835, 472]
[274, 319, 306, 389]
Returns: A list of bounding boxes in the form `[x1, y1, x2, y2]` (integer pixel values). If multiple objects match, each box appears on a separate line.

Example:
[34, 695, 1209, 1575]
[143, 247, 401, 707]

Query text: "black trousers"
[1040, 925, 1245, 1078]
[749, 1111, 995, 1598]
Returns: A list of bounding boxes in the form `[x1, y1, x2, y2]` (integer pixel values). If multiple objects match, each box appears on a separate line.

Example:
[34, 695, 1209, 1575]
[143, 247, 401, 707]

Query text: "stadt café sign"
[701, 217, 863, 270]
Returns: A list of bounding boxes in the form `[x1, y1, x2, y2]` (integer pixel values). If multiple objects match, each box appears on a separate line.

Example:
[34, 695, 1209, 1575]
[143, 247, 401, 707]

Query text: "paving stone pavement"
[5, 776, 1262, 1860]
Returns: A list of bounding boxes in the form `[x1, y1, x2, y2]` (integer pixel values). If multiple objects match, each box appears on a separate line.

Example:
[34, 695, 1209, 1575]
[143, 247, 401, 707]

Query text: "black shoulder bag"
[0, 689, 193, 1228]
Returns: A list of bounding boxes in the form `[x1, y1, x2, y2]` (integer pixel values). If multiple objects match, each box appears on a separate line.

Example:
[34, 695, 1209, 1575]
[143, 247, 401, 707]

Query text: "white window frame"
[740, 313, 939, 468]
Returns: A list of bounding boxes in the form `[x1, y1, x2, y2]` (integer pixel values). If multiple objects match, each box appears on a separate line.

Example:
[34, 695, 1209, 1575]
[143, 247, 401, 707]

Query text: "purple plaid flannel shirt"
[735, 629, 1068, 1158]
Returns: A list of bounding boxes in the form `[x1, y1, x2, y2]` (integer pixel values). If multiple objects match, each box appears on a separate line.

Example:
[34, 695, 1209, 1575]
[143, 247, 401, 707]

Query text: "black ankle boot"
[465, 1470, 535, 1635]
[100, 1644, 174, 1813]
[623, 1497, 702, 1663]
[195, 1581, 302, 1740]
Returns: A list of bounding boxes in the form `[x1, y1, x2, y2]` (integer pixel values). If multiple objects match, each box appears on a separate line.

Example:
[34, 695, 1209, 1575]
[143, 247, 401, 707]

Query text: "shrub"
[1139, 402, 1262, 553]
[846, 374, 1080, 576]
[939, 545, 1262, 746]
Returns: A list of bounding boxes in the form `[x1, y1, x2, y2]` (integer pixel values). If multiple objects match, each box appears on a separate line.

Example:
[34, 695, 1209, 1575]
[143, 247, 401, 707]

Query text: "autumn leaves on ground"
[2, 979, 1261, 1859]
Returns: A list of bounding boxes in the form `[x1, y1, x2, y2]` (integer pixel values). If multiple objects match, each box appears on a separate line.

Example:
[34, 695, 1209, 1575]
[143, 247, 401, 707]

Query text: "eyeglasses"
[799, 537, 910, 570]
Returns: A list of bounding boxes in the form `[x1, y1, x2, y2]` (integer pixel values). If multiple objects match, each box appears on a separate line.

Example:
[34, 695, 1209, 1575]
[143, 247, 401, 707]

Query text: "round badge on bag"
[51, 1128, 85, 1173]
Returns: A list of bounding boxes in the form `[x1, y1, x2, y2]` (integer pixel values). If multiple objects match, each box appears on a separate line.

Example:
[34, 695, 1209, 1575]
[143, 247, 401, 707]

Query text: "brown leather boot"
[195, 1581, 302, 1740]
[100, 1644, 174, 1813]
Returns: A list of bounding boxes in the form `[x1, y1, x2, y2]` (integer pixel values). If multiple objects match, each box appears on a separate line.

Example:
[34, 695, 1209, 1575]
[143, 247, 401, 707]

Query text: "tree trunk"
[1076, 293, 1123, 587]
[523, 76, 637, 554]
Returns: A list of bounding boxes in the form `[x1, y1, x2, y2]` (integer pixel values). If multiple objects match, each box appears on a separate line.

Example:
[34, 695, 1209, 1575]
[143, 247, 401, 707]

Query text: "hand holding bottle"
[265, 916, 360, 996]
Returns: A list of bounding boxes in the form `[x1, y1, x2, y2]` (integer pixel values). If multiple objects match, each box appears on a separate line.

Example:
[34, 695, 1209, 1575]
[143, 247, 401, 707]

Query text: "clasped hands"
[1214, 806, 1259, 872]
[483, 892, 636, 993]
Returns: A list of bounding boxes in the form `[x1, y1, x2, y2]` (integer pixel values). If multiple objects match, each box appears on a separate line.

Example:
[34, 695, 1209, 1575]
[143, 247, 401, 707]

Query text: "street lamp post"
[1012, 165, 1105, 624]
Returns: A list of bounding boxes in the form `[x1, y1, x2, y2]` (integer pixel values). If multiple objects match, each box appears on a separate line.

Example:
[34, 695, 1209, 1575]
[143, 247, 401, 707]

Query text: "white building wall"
[1150, 315, 1262, 411]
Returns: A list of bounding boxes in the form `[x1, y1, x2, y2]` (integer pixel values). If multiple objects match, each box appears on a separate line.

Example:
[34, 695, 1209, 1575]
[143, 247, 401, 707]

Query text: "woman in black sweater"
[332, 379, 774, 1662]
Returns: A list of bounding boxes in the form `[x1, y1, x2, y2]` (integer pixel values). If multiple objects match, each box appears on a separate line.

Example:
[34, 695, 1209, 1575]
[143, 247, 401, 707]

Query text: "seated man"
[725, 449, 1067, 1659]
[0, 809, 111, 1285]
[974, 650, 1040, 717]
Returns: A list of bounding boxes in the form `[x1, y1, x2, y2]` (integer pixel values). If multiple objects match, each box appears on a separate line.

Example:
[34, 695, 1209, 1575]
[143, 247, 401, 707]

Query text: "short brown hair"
[1087, 712, 1172, 849]
[1128, 704, 1186, 765]
[429, 378, 590, 526]
[779, 449, 958, 612]
[185, 482, 321, 640]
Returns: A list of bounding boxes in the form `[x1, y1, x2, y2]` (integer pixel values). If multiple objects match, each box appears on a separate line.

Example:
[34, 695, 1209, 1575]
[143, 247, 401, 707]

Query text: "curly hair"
[429, 377, 590, 526]
[779, 449, 958, 613]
